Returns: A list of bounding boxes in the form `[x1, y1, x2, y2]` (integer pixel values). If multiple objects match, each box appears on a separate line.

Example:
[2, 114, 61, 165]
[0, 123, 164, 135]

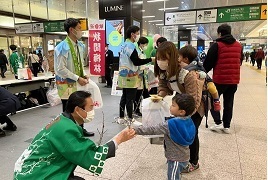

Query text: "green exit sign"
[217, 5, 261, 22]
[44, 21, 65, 32]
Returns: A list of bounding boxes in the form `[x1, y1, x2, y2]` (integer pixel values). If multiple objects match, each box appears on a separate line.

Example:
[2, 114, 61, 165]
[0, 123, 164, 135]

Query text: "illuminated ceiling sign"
[164, 3, 266, 26]
[165, 11, 196, 25]
[196, 9, 217, 23]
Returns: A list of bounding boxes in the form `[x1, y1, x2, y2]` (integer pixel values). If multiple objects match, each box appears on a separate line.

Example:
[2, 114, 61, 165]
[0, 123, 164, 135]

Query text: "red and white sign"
[89, 20, 105, 76]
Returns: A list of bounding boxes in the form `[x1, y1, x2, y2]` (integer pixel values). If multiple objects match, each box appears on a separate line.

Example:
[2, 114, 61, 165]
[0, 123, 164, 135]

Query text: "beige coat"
[158, 62, 205, 117]
[47, 50, 54, 73]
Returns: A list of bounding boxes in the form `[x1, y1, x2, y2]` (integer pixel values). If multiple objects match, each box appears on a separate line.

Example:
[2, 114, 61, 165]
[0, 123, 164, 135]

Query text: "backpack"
[179, 58, 212, 128]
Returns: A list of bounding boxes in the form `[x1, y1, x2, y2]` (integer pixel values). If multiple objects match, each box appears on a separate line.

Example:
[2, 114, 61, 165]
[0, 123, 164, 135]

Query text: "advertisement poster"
[106, 20, 124, 57]
[179, 41, 188, 48]
[89, 20, 106, 76]
[133, 20, 140, 27]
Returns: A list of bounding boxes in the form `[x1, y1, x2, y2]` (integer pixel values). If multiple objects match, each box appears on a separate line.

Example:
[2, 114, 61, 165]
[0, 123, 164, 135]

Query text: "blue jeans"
[167, 160, 188, 180]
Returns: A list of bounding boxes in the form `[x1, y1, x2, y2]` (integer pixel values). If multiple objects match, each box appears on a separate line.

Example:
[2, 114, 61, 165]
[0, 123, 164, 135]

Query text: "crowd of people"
[242, 48, 266, 68]
[0, 18, 261, 180]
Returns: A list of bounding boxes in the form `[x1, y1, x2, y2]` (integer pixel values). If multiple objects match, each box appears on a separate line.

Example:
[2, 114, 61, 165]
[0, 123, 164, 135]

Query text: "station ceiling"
[0, 0, 266, 40]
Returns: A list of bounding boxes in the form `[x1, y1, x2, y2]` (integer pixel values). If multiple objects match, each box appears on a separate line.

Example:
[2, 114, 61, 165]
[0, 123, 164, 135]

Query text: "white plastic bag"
[46, 86, 62, 106]
[141, 97, 171, 138]
[18, 68, 28, 80]
[147, 65, 159, 89]
[77, 79, 103, 109]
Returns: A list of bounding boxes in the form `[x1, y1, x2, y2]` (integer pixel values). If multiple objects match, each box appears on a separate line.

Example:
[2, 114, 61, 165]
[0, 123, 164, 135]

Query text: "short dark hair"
[172, 93, 195, 116]
[156, 37, 167, 46]
[217, 24, 231, 36]
[65, 91, 92, 113]
[0, 49, 4, 53]
[10, 45, 17, 51]
[178, 45, 198, 62]
[126, 25, 140, 39]
[137, 37, 149, 46]
[64, 18, 81, 34]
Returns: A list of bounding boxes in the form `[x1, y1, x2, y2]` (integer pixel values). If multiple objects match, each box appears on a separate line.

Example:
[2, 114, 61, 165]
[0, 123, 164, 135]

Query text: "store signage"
[217, 5, 261, 22]
[165, 11, 196, 25]
[79, 19, 88, 31]
[178, 30, 191, 41]
[32, 23, 44, 33]
[88, 20, 105, 76]
[15, 24, 33, 34]
[44, 21, 65, 33]
[99, 0, 128, 18]
[164, 3, 266, 25]
[104, 5, 124, 12]
[196, 9, 217, 23]
[261, 5, 267, 19]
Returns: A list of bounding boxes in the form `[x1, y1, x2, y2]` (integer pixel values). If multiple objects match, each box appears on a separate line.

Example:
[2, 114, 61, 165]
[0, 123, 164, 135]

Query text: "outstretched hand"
[114, 129, 136, 145]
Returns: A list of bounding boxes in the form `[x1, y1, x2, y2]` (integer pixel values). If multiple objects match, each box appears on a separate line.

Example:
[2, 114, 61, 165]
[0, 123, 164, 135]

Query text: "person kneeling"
[0, 87, 19, 137]
[14, 91, 135, 180]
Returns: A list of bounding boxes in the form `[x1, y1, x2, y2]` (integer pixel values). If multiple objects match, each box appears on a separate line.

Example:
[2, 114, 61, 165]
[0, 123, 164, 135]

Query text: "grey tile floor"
[0, 62, 267, 180]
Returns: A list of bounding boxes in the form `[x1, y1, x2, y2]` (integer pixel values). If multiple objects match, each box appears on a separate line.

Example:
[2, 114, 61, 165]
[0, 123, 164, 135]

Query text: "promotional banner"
[89, 20, 106, 76]
[106, 20, 124, 57]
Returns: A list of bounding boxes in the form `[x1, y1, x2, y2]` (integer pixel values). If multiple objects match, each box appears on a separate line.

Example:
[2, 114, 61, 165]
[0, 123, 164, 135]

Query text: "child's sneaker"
[213, 101, 221, 111]
[181, 162, 200, 173]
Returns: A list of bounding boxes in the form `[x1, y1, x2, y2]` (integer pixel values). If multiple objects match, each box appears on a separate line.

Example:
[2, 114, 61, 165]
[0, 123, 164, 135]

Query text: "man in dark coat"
[104, 44, 114, 88]
[0, 49, 8, 78]
[0, 87, 20, 137]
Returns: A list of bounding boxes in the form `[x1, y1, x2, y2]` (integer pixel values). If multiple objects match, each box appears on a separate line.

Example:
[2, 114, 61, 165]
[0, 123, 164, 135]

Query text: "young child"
[178, 45, 221, 111]
[134, 93, 196, 180]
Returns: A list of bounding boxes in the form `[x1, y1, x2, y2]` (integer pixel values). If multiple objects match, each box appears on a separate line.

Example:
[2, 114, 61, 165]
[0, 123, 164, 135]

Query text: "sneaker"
[3, 124, 17, 131]
[134, 112, 142, 117]
[222, 128, 231, 134]
[115, 117, 126, 125]
[210, 123, 223, 132]
[0, 129, 6, 137]
[213, 101, 221, 111]
[181, 162, 200, 173]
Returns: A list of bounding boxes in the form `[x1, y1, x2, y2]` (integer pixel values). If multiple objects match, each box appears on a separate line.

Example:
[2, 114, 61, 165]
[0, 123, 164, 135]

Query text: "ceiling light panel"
[147, 0, 168, 2]
[142, 15, 155, 18]
[148, 20, 163, 22]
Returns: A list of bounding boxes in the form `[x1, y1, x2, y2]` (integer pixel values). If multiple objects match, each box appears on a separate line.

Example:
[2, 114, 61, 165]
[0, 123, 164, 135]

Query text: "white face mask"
[157, 60, 168, 70]
[134, 34, 140, 42]
[78, 109, 95, 123]
[73, 29, 83, 39]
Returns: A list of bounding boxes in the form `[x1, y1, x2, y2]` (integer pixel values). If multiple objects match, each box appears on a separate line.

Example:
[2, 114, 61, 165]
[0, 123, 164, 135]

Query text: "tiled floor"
[0, 62, 266, 180]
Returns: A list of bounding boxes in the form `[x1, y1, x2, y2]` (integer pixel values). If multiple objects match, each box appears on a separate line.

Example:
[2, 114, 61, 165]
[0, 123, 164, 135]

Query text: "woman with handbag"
[29, 51, 40, 77]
